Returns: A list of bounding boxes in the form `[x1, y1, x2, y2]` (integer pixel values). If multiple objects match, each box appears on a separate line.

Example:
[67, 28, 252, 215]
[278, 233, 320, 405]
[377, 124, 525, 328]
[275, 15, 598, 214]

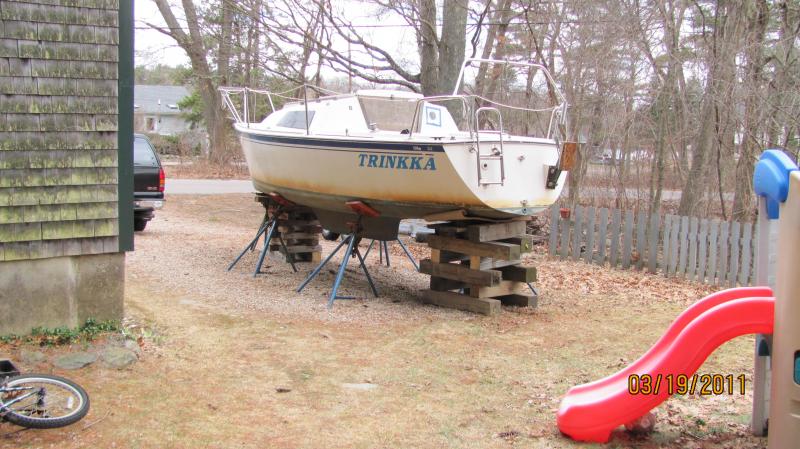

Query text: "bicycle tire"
[1, 374, 90, 429]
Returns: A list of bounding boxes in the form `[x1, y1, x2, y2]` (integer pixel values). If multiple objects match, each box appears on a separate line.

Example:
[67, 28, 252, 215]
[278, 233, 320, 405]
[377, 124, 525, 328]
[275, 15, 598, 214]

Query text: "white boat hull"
[237, 127, 566, 223]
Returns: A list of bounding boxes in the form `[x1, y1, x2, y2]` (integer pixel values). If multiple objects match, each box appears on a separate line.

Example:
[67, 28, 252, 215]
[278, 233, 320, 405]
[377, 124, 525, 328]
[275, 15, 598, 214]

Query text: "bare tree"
[149, 0, 233, 162]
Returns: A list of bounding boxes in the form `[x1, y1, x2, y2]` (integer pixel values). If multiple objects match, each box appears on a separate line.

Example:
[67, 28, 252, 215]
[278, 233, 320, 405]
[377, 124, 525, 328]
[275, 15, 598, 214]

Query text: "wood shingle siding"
[0, 0, 120, 261]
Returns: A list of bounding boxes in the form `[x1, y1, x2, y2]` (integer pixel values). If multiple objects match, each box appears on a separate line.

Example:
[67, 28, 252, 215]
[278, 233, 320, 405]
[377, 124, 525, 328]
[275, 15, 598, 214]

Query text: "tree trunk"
[678, 0, 742, 217]
[153, 0, 231, 162]
[437, 0, 468, 95]
[417, 0, 439, 96]
[732, 0, 769, 221]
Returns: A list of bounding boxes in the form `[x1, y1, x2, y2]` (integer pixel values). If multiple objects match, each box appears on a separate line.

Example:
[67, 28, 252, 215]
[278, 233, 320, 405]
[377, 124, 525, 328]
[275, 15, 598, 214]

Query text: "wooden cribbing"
[419, 289, 501, 315]
[418, 220, 539, 316]
[466, 220, 527, 242]
[497, 294, 538, 308]
[268, 206, 321, 263]
[419, 259, 501, 286]
[426, 234, 520, 260]
[498, 265, 537, 283]
[470, 280, 526, 298]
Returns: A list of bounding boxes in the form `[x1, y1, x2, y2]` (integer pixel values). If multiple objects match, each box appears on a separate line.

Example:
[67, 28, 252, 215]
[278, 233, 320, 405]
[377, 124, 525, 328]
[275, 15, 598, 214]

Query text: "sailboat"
[220, 59, 574, 238]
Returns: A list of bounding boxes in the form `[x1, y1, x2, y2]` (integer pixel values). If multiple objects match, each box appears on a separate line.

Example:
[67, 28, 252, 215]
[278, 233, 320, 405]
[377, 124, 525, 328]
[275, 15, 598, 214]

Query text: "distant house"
[591, 148, 650, 165]
[134, 85, 192, 135]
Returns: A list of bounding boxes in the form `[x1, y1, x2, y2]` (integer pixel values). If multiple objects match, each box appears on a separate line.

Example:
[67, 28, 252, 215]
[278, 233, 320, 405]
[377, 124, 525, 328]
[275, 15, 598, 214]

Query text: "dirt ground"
[1, 195, 768, 449]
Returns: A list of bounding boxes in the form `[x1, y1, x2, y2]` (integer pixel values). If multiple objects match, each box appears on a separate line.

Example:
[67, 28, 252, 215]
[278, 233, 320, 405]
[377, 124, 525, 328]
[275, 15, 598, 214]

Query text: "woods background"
[138, 0, 800, 222]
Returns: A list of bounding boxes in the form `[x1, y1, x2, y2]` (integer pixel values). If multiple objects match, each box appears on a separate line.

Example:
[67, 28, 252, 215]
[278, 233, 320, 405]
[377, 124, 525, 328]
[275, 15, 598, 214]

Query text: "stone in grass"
[101, 347, 138, 369]
[54, 352, 97, 370]
[625, 412, 657, 435]
[123, 339, 142, 355]
[20, 349, 47, 365]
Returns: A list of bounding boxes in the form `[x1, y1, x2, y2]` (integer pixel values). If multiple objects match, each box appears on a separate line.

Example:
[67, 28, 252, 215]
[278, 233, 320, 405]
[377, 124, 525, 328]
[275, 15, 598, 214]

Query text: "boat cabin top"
[249, 90, 472, 140]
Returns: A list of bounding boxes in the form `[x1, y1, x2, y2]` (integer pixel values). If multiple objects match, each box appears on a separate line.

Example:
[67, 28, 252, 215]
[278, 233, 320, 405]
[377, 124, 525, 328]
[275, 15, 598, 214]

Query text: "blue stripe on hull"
[239, 131, 446, 153]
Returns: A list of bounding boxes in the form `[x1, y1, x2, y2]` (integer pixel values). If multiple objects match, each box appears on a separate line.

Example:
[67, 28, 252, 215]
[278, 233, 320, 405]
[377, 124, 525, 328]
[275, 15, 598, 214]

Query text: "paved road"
[165, 179, 254, 195]
[563, 186, 735, 201]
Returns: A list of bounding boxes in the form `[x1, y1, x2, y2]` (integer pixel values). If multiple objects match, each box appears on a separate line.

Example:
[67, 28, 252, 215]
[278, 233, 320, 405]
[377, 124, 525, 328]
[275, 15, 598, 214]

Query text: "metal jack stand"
[227, 194, 298, 277]
[363, 238, 419, 271]
[296, 217, 378, 308]
[297, 201, 383, 308]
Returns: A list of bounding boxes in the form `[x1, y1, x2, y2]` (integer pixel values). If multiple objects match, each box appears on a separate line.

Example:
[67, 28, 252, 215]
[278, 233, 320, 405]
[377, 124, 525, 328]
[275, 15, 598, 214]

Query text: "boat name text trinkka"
[357, 153, 437, 171]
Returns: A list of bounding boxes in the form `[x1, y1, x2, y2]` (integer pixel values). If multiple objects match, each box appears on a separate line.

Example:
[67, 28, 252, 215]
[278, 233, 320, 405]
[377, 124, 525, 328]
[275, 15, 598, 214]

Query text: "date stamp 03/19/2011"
[627, 374, 747, 396]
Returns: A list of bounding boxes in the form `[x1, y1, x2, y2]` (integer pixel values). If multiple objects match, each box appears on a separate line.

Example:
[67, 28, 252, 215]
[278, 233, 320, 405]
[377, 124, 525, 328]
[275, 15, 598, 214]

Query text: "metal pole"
[303, 85, 310, 136]
[353, 245, 379, 297]
[276, 234, 298, 273]
[227, 213, 270, 271]
[328, 235, 357, 308]
[297, 237, 350, 293]
[244, 87, 249, 128]
[395, 237, 419, 271]
[253, 219, 278, 277]
[752, 196, 772, 436]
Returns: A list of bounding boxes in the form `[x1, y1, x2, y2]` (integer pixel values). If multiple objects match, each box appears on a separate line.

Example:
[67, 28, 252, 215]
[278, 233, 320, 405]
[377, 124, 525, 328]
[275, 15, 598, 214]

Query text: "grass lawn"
[1, 195, 767, 449]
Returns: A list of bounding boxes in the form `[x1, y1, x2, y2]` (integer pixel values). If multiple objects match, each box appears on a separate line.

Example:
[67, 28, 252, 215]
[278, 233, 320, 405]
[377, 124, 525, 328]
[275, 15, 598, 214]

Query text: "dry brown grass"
[0, 195, 767, 449]
[161, 157, 250, 180]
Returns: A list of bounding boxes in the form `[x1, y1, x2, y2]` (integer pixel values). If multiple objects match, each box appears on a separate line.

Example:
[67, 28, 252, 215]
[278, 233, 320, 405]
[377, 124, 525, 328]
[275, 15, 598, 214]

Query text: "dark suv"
[134, 134, 165, 231]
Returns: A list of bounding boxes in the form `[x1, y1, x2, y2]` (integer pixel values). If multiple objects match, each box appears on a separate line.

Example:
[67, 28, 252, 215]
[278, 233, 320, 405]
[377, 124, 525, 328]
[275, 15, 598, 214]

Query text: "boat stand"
[363, 238, 419, 271]
[227, 193, 302, 277]
[296, 217, 379, 308]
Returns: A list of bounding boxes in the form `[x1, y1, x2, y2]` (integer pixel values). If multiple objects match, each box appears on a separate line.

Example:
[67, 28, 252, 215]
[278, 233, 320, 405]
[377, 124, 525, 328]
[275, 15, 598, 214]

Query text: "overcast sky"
[133, 0, 420, 74]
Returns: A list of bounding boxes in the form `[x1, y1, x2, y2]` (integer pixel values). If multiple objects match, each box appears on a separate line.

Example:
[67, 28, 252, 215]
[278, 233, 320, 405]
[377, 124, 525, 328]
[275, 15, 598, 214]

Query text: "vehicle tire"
[321, 229, 340, 241]
[133, 218, 147, 232]
[1, 374, 90, 429]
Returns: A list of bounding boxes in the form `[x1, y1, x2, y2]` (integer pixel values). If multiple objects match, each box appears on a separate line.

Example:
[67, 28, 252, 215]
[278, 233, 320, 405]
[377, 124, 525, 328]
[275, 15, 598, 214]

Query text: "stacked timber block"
[418, 220, 537, 316]
[267, 206, 322, 263]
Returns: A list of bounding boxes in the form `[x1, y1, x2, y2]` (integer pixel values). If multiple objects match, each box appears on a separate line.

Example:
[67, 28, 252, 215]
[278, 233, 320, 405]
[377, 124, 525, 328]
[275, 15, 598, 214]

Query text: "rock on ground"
[101, 347, 138, 369]
[19, 349, 47, 365]
[53, 352, 97, 370]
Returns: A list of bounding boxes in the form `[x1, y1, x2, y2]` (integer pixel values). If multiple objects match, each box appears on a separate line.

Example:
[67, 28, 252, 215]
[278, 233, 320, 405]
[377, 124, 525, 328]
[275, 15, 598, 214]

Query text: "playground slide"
[568, 287, 772, 396]
[557, 295, 775, 443]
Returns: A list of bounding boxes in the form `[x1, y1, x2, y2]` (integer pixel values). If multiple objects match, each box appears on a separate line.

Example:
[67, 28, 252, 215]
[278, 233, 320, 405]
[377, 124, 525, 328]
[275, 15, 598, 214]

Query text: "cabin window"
[277, 110, 315, 129]
[359, 97, 418, 132]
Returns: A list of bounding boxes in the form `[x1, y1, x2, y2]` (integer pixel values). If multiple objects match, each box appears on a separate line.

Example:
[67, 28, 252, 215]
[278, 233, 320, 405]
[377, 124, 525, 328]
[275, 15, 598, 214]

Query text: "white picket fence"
[548, 205, 756, 286]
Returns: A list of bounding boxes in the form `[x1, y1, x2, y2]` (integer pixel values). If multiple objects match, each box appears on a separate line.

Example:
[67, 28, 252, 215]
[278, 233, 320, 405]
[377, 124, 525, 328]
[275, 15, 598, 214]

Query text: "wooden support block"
[469, 255, 481, 269]
[278, 225, 323, 234]
[311, 251, 322, 263]
[430, 276, 466, 291]
[466, 221, 526, 242]
[420, 289, 500, 316]
[430, 249, 468, 264]
[430, 224, 467, 237]
[477, 258, 522, 270]
[282, 232, 320, 240]
[426, 235, 521, 260]
[502, 235, 534, 253]
[419, 259, 501, 286]
[470, 280, 525, 298]
[499, 265, 537, 283]
[286, 238, 319, 245]
[270, 244, 322, 254]
[276, 219, 321, 227]
[497, 293, 538, 308]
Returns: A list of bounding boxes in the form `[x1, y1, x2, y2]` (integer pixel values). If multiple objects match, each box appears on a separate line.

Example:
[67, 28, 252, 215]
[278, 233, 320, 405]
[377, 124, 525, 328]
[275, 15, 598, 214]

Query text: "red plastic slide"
[557, 287, 775, 443]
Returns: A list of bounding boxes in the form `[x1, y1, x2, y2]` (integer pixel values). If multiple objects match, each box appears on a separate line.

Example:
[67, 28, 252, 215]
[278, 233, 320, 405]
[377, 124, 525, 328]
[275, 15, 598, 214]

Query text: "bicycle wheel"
[1, 374, 90, 429]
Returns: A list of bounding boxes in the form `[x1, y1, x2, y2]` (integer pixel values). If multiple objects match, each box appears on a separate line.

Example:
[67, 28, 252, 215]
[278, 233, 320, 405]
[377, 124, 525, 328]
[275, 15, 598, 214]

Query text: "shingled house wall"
[0, 0, 128, 334]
